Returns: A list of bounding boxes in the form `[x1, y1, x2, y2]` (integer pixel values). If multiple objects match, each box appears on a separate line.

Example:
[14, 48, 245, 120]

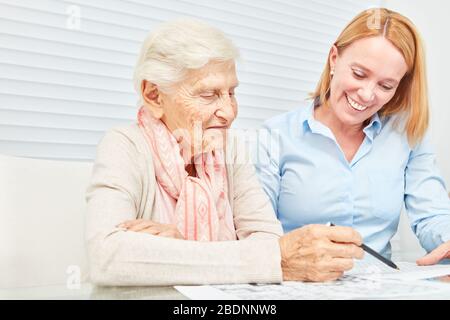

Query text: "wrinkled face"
[160, 60, 238, 157]
[328, 36, 408, 127]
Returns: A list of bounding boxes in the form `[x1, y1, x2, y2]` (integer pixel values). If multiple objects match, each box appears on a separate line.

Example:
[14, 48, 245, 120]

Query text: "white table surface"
[2, 281, 450, 300]
[2, 253, 449, 300]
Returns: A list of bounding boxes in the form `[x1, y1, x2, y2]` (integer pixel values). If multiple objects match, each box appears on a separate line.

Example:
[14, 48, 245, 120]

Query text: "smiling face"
[325, 36, 408, 129]
[161, 60, 238, 156]
[143, 60, 239, 158]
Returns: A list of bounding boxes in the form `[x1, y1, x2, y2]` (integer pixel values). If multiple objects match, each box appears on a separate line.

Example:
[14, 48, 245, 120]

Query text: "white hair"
[133, 19, 240, 104]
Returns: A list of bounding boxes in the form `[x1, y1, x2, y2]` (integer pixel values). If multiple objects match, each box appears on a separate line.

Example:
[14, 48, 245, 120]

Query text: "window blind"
[0, 0, 381, 160]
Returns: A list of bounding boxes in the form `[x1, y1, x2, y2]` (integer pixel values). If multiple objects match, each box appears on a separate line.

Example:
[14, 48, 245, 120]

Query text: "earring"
[330, 69, 335, 77]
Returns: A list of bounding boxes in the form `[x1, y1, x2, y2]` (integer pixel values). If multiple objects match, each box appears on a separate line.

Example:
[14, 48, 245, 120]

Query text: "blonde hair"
[133, 19, 239, 104]
[312, 8, 429, 145]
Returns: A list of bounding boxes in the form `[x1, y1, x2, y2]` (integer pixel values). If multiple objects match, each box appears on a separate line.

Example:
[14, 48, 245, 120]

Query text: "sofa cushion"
[0, 155, 92, 288]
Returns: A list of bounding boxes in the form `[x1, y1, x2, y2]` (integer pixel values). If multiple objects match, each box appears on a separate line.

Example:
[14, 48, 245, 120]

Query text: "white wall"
[385, 0, 450, 187]
[385, 0, 450, 260]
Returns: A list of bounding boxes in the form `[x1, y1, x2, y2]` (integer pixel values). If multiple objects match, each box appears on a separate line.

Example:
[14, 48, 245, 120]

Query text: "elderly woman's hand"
[279, 224, 364, 282]
[118, 219, 184, 240]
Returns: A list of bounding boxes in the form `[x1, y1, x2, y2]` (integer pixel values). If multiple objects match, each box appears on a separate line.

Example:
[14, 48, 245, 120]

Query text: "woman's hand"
[417, 240, 450, 266]
[279, 224, 364, 282]
[117, 219, 184, 240]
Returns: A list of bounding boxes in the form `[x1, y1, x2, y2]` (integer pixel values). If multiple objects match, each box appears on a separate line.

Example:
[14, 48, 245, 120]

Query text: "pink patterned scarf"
[137, 106, 236, 241]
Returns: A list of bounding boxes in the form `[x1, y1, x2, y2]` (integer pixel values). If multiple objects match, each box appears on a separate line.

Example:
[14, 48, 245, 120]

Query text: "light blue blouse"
[255, 102, 450, 258]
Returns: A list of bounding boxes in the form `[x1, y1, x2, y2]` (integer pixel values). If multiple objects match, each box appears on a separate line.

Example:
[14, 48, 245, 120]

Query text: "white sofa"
[0, 155, 92, 289]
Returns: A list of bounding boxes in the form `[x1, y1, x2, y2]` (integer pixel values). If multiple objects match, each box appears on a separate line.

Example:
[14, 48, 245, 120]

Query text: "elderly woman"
[256, 8, 450, 281]
[86, 19, 361, 286]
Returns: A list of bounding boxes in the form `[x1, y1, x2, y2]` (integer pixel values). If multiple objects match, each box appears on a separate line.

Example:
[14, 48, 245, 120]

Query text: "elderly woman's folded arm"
[85, 129, 283, 286]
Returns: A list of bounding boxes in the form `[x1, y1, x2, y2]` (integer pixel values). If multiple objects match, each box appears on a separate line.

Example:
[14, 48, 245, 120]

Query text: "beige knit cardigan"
[85, 124, 283, 286]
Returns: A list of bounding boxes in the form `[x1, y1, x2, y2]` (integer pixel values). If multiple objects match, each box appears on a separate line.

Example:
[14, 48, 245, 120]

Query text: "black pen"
[329, 223, 400, 270]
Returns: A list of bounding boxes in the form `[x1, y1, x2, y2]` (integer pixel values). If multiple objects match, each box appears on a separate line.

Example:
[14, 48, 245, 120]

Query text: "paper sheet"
[348, 255, 450, 281]
[175, 258, 450, 300]
[176, 278, 450, 300]
[174, 285, 237, 300]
